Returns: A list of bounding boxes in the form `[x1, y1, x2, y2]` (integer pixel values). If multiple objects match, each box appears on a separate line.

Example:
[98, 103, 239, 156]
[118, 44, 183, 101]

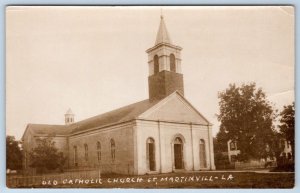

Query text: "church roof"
[155, 15, 172, 45]
[23, 91, 211, 139]
[24, 99, 159, 138]
[70, 99, 159, 134]
[25, 124, 71, 136]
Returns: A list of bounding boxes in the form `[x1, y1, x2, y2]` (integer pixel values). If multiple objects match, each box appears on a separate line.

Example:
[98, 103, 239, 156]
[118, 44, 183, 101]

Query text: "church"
[22, 16, 216, 175]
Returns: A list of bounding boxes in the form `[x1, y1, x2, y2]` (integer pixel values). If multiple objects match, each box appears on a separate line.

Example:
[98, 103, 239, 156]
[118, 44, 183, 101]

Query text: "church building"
[22, 16, 216, 175]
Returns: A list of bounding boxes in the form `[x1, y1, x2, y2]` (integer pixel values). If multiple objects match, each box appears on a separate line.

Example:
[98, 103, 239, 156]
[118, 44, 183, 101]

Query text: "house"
[227, 140, 240, 163]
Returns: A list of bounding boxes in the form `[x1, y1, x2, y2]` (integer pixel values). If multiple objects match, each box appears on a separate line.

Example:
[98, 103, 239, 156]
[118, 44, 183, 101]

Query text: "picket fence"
[7, 169, 101, 188]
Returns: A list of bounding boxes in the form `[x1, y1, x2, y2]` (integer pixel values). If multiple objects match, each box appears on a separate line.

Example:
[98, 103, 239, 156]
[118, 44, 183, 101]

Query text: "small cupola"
[65, 108, 74, 125]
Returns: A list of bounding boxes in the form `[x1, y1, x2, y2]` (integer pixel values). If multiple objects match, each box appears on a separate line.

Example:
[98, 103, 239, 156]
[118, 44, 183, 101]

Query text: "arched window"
[97, 141, 101, 162]
[74, 146, 78, 166]
[146, 138, 156, 171]
[170, 54, 176, 72]
[110, 139, 115, 161]
[199, 139, 207, 168]
[154, 55, 159, 74]
[84, 144, 88, 162]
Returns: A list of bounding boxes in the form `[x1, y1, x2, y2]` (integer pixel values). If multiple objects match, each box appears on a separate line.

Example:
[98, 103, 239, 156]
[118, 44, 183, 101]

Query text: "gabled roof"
[70, 99, 159, 134]
[24, 99, 159, 137]
[155, 15, 172, 45]
[24, 92, 211, 138]
[138, 91, 212, 125]
[23, 124, 71, 139]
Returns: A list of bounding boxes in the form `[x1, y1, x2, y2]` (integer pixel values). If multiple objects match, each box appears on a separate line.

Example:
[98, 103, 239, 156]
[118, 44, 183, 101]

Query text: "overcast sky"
[6, 6, 294, 140]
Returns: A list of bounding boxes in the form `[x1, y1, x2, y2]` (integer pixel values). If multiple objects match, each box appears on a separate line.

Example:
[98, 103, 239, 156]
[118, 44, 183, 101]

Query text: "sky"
[6, 6, 294, 140]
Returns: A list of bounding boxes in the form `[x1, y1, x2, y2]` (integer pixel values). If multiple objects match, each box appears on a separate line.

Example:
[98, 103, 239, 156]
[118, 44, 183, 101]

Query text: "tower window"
[170, 54, 176, 72]
[154, 55, 159, 74]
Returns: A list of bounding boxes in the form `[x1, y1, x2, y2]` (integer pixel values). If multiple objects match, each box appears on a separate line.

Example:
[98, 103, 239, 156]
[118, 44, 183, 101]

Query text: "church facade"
[22, 16, 216, 175]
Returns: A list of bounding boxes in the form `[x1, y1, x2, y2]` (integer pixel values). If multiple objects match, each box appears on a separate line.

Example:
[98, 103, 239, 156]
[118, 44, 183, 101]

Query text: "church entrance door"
[147, 138, 156, 171]
[174, 137, 183, 169]
[149, 143, 155, 171]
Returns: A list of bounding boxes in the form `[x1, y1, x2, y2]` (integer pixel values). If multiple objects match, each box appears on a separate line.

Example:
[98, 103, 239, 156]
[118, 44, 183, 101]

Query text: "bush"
[215, 152, 235, 170]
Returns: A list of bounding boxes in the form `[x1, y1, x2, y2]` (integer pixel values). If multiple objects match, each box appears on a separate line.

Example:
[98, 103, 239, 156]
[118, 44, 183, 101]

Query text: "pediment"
[138, 92, 210, 125]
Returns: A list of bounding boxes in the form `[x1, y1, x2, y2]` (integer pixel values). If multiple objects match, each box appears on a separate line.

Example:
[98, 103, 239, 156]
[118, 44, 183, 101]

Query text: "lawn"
[30, 171, 294, 188]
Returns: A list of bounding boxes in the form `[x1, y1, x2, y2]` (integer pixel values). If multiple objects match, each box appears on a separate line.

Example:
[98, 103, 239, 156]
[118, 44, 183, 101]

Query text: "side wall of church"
[135, 120, 215, 175]
[68, 122, 135, 175]
[52, 136, 69, 156]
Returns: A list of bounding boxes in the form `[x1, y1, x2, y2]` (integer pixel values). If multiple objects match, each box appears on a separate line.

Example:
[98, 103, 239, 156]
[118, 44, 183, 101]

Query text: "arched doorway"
[146, 138, 156, 171]
[174, 137, 184, 169]
[199, 139, 207, 168]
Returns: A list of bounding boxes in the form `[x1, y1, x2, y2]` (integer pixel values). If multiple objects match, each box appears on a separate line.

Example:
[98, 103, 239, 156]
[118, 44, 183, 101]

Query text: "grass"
[27, 171, 294, 188]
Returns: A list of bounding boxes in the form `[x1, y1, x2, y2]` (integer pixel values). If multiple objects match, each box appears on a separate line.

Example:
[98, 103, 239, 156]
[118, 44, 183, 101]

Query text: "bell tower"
[146, 15, 184, 101]
[65, 108, 74, 125]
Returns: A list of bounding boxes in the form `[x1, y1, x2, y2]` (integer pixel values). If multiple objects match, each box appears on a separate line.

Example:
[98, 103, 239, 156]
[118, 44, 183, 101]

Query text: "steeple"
[155, 15, 172, 45]
[146, 15, 184, 101]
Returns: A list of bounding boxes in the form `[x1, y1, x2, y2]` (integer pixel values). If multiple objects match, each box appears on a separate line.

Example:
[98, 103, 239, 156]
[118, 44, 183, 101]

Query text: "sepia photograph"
[6, 6, 294, 188]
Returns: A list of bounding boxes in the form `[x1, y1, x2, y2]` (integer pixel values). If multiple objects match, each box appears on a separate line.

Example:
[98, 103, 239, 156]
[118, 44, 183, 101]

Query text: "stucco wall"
[135, 120, 214, 175]
[68, 123, 135, 175]
[140, 94, 208, 124]
[191, 124, 215, 170]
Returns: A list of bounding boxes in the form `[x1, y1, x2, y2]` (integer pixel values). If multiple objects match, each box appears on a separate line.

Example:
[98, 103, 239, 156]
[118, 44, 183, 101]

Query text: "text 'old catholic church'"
[22, 15, 216, 175]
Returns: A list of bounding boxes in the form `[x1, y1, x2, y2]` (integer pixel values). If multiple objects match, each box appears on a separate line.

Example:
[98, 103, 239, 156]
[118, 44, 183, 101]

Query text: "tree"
[217, 83, 277, 161]
[29, 137, 66, 173]
[6, 135, 23, 171]
[279, 102, 295, 159]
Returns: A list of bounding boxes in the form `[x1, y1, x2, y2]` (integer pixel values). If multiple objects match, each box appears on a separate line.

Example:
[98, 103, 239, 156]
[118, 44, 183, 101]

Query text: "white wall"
[135, 120, 214, 175]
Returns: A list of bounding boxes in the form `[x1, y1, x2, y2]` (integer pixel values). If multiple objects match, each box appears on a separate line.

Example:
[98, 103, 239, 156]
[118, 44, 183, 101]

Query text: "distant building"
[22, 15, 215, 175]
[223, 138, 292, 169]
[227, 140, 240, 163]
[279, 139, 292, 159]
